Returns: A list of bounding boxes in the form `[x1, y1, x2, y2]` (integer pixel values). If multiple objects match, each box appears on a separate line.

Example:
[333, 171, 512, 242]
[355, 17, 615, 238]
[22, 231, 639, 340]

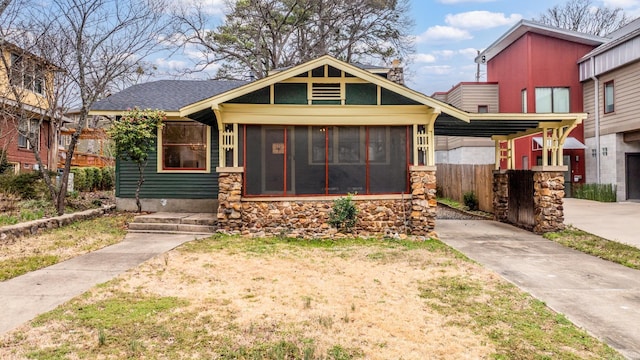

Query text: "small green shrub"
[328, 193, 359, 232]
[0, 150, 11, 174]
[101, 167, 114, 190]
[91, 167, 102, 191]
[573, 183, 617, 202]
[463, 191, 479, 211]
[0, 172, 42, 199]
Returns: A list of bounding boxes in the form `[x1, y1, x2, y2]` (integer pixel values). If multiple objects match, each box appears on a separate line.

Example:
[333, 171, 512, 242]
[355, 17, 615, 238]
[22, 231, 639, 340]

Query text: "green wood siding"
[227, 87, 270, 104]
[381, 88, 421, 105]
[115, 127, 219, 199]
[346, 83, 377, 105]
[274, 83, 307, 104]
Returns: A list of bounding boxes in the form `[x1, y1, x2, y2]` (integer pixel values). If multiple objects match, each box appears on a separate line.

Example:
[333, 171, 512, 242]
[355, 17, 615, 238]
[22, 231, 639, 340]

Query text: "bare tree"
[3, 0, 173, 215]
[172, 0, 414, 80]
[534, 0, 632, 36]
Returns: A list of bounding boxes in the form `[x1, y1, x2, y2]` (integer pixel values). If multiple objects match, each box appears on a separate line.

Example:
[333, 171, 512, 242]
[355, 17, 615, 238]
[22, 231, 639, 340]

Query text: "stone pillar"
[409, 166, 436, 236]
[493, 171, 509, 222]
[533, 171, 565, 233]
[217, 169, 243, 232]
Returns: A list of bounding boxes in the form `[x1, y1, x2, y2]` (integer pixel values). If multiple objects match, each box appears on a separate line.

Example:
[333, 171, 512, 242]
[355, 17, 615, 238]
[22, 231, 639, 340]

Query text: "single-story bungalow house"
[90, 55, 586, 236]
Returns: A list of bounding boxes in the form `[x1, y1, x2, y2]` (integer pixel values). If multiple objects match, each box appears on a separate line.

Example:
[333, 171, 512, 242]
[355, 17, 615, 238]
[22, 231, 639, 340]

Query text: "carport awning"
[434, 112, 586, 139]
[533, 137, 587, 149]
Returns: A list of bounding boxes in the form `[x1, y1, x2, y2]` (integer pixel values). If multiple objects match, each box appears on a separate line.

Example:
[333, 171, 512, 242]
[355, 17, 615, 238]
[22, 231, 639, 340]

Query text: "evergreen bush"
[463, 191, 479, 211]
[328, 193, 359, 232]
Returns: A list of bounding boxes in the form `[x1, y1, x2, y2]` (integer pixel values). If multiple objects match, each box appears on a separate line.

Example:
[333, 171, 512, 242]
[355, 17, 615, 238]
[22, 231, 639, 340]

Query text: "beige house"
[432, 82, 498, 164]
[579, 18, 640, 200]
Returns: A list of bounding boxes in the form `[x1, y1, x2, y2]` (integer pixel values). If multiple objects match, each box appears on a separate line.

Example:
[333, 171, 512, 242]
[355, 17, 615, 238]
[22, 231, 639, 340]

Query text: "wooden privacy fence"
[436, 164, 494, 213]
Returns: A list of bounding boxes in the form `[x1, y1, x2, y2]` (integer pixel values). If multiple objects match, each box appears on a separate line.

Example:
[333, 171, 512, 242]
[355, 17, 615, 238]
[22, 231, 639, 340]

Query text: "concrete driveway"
[436, 219, 640, 360]
[563, 198, 640, 248]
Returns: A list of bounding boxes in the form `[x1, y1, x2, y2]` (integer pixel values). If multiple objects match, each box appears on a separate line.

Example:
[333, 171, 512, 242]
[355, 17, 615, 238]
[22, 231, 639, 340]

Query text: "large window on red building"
[535, 87, 569, 113]
[244, 125, 410, 196]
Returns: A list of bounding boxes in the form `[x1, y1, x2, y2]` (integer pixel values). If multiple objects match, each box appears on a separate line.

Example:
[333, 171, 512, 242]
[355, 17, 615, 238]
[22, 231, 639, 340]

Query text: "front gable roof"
[475, 20, 607, 64]
[179, 55, 470, 121]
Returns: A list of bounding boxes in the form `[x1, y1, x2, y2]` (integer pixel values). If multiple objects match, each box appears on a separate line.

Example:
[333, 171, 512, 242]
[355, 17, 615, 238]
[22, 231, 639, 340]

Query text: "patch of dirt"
[22, 244, 497, 359]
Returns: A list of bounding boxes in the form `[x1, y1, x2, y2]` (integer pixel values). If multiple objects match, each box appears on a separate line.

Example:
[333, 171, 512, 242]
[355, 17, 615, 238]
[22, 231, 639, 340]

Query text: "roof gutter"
[590, 56, 601, 184]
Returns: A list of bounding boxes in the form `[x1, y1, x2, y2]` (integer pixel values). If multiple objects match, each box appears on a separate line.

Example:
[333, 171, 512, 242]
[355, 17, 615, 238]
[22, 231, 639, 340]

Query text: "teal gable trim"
[115, 127, 220, 199]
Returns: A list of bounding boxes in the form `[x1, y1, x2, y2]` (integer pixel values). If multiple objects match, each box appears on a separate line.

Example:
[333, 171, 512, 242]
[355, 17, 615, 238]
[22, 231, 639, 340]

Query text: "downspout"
[590, 56, 601, 184]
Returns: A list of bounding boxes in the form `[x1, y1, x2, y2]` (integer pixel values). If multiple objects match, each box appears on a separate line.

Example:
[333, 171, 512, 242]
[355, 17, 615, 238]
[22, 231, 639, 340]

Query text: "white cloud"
[445, 11, 522, 30]
[169, 0, 230, 17]
[437, 0, 495, 4]
[602, 0, 640, 8]
[419, 65, 454, 76]
[411, 53, 437, 63]
[415, 25, 472, 44]
[458, 48, 480, 58]
[433, 50, 456, 59]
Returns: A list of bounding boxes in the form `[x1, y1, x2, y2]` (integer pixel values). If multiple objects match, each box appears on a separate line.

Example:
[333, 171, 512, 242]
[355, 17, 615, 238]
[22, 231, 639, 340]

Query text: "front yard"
[0, 234, 622, 359]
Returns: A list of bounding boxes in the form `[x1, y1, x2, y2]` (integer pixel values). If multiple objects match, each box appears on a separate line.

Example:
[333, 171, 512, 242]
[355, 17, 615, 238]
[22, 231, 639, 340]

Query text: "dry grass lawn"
[0, 235, 622, 359]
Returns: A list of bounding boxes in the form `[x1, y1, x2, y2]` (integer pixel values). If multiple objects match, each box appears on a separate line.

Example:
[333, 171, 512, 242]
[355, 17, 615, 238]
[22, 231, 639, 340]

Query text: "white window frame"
[18, 119, 40, 150]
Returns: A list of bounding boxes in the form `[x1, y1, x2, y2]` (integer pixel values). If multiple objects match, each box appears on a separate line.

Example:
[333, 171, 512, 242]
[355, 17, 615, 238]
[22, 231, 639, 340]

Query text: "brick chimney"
[387, 59, 404, 85]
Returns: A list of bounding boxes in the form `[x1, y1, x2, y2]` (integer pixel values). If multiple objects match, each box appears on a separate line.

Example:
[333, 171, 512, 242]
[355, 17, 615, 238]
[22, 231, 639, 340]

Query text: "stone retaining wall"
[493, 171, 509, 222]
[533, 171, 565, 233]
[0, 205, 116, 243]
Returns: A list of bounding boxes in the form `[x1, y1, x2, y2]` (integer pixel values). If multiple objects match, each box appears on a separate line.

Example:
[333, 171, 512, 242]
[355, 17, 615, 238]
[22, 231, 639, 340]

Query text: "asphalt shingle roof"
[91, 79, 248, 112]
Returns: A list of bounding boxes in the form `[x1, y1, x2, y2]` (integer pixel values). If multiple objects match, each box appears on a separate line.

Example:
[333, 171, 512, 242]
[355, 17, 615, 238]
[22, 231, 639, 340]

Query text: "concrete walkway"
[0, 233, 208, 335]
[436, 219, 640, 360]
[563, 198, 640, 248]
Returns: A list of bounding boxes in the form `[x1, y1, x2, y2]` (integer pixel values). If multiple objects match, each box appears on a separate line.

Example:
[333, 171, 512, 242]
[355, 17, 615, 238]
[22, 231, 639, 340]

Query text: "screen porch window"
[535, 87, 569, 113]
[244, 125, 409, 196]
[161, 121, 207, 171]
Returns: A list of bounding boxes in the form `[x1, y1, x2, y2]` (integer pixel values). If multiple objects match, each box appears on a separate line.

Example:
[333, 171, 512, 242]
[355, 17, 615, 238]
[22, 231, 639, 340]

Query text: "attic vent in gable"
[312, 83, 341, 100]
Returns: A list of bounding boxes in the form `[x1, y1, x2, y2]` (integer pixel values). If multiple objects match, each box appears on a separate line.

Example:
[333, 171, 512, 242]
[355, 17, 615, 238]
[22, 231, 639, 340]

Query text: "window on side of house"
[477, 105, 488, 113]
[604, 81, 615, 114]
[18, 119, 40, 150]
[244, 125, 409, 196]
[521, 89, 527, 113]
[10, 53, 46, 96]
[161, 121, 208, 171]
[535, 87, 570, 113]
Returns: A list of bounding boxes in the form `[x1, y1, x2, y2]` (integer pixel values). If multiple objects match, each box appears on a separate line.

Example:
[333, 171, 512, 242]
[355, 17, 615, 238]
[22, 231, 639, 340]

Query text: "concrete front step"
[127, 229, 215, 236]
[133, 213, 217, 226]
[128, 222, 217, 234]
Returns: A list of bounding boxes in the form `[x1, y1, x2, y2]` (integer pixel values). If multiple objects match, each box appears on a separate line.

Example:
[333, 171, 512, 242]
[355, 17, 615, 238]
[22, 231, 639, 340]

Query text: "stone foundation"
[533, 171, 565, 233]
[217, 172, 243, 231]
[239, 199, 411, 238]
[493, 171, 509, 222]
[409, 167, 437, 236]
[216, 167, 437, 238]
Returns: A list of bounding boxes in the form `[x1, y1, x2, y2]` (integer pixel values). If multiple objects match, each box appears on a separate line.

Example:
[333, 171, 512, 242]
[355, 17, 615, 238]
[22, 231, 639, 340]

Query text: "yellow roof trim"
[178, 55, 470, 121]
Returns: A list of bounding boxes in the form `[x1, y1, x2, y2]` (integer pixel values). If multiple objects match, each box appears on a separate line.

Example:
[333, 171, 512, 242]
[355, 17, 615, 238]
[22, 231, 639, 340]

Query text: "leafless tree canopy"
[534, 0, 632, 36]
[173, 0, 414, 80]
[0, 0, 173, 214]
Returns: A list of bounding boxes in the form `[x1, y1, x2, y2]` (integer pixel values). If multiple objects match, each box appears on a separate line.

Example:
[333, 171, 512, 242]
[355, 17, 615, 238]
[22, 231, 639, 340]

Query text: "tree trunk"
[135, 162, 146, 213]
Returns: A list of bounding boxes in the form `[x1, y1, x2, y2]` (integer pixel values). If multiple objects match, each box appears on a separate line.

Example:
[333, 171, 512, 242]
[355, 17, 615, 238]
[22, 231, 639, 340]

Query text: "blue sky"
[161, 0, 640, 96]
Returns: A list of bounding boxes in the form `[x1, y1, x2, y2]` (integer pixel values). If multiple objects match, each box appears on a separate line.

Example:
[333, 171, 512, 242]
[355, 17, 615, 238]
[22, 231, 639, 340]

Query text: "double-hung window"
[161, 121, 209, 171]
[10, 53, 46, 96]
[535, 87, 569, 113]
[18, 119, 40, 150]
[604, 81, 615, 113]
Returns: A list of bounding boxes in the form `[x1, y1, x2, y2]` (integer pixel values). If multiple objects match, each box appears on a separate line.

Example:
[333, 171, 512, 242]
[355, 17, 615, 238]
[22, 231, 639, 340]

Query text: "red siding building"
[476, 20, 606, 193]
